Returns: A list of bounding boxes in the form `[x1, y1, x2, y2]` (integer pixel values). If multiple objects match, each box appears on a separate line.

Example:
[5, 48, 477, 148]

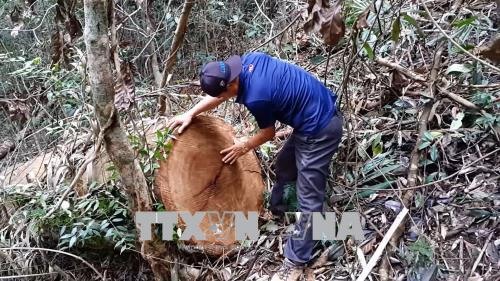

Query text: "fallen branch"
[356, 207, 409, 281]
[438, 86, 482, 112]
[462, 83, 500, 89]
[396, 147, 500, 190]
[0, 247, 103, 279]
[467, 231, 494, 278]
[374, 57, 426, 82]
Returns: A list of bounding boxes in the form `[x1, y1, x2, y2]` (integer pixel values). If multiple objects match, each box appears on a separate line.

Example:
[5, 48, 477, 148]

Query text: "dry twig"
[356, 207, 409, 281]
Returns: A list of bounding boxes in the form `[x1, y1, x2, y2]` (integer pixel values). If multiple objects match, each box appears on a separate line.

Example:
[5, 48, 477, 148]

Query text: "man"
[168, 52, 343, 281]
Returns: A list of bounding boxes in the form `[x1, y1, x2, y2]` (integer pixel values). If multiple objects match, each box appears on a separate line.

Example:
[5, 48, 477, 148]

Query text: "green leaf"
[372, 142, 383, 156]
[422, 131, 434, 142]
[105, 228, 114, 238]
[402, 13, 424, 37]
[363, 43, 374, 60]
[357, 180, 395, 198]
[310, 55, 325, 65]
[32, 57, 41, 65]
[425, 172, 447, 183]
[391, 16, 401, 43]
[418, 141, 431, 150]
[415, 192, 425, 208]
[69, 236, 77, 248]
[361, 164, 399, 184]
[100, 221, 110, 230]
[452, 16, 477, 28]
[446, 64, 471, 75]
[370, 133, 382, 155]
[430, 144, 438, 161]
[60, 233, 73, 239]
[429, 131, 443, 139]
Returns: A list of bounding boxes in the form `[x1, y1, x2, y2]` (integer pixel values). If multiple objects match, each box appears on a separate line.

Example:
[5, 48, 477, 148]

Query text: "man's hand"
[167, 113, 193, 134]
[220, 141, 251, 164]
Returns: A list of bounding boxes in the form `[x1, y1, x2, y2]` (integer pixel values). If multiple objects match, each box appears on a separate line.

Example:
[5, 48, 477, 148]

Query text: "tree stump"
[155, 115, 265, 257]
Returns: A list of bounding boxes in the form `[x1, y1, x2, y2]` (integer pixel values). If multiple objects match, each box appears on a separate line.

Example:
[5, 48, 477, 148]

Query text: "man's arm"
[244, 126, 276, 150]
[185, 95, 225, 117]
[167, 95, 225, 134]
[221, 125, 275, 164]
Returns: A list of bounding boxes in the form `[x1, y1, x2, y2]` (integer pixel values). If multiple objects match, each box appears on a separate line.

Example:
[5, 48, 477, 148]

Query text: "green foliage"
[418, 131, 442, 150]
[475, 112, 500, 129]
[405, 236, 435, 277]
[259, 142, 276, 160]
[1, 52, 86, 121]
[345, 0, 371, 27]
[363, 43, 374, 60]
[472, 92, 495, 109]
[128, 128, 175, 183]
[391, 16, 401, 43]
[56, 183, 135, 253]
[401, 13, 424, 37]
[1, 183, 136, 254]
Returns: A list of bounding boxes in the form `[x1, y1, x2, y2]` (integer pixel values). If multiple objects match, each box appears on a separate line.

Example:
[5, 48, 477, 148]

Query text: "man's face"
[217, 78, 239, 100]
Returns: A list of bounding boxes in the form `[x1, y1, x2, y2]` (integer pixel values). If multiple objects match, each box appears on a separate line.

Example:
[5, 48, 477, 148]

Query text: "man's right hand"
[167, 113, 193, 134]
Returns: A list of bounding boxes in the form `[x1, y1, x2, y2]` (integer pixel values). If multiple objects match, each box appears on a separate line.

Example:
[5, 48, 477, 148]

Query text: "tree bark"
[158, 0, 195, 115]
[83, 1, 170, 280]
[496, 0, 500, 27]
[140, 0, 163, 87]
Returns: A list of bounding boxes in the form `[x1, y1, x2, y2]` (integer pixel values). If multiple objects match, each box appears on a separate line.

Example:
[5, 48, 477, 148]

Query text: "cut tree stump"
[155, 115, 265, 257]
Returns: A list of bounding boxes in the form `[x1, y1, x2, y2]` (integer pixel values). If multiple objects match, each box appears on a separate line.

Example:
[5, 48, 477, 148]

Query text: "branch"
[468, 232, 494, 278]
[399, 147, 500, 190]
[253, 0, 274, 40]
[438, 86, 483, 112]
[462, 83, 500, 89]
[419, 0, 500, 73]
[374, 57, 426, 82]
[251, 14, 300, 51]
[0, 4, 57, 32]
[0, 247, 103, 279]
[356, 207, 409, 281]
[158, 0, 195, 115]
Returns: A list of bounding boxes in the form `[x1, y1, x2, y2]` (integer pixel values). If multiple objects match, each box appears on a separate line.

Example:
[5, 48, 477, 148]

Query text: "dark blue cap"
[200, 55, 242, 97]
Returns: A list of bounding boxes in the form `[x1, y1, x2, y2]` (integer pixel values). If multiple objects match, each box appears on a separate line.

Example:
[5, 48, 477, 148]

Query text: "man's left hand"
[220, 141, 251, 164]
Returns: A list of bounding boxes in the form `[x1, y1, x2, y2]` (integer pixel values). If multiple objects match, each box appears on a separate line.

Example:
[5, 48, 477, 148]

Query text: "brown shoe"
[271, 258, 305, 281]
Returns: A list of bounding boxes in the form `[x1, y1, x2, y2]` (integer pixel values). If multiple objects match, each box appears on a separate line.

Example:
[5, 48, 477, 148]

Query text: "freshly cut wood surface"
[155, 115, 265, 256]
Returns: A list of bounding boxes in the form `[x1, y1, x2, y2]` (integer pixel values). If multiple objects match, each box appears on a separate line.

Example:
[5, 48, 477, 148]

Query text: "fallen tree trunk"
[156, 115, 265, 257]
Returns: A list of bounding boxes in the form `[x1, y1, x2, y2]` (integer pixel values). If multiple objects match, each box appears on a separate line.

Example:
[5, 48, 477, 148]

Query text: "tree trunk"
[157, 0, 195, 115]
[140, 0, 163, 86]
[82, 1, 170, 280]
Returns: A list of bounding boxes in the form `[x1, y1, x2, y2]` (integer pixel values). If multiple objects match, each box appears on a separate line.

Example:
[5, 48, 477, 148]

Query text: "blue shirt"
[235, 52, 337, 136]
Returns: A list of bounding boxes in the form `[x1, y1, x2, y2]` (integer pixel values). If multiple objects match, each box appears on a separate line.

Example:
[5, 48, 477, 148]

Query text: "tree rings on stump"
[155, 115, 264, 257]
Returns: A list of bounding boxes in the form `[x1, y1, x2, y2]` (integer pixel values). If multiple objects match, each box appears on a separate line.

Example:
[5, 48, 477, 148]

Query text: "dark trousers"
[270, 112, 343, 265]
